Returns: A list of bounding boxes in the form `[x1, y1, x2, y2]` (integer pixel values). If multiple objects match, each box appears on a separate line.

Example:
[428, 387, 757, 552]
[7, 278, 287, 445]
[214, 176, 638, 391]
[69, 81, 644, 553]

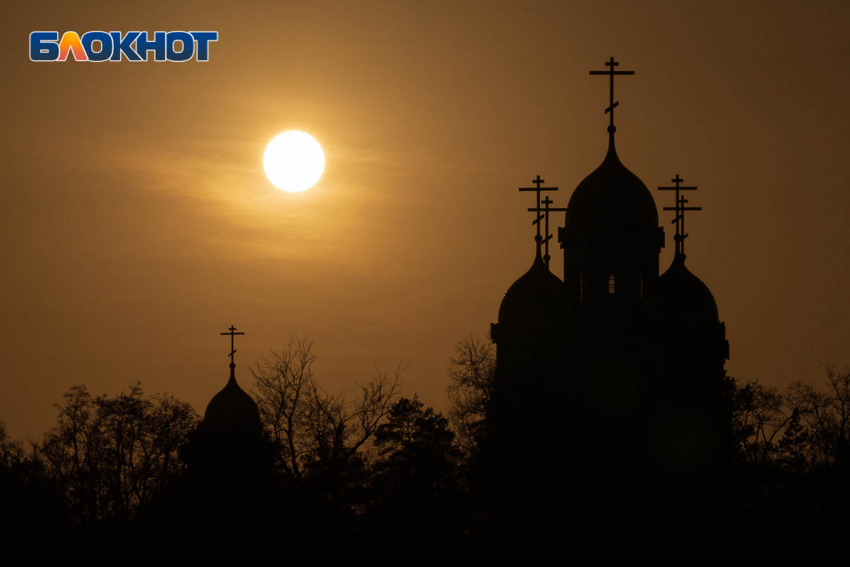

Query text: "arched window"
[608, 274, 616, 294]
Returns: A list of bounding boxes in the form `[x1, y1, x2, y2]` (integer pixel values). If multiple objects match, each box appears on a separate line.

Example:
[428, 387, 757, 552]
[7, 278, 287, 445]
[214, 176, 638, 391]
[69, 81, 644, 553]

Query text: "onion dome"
[564, 135, 658, 235]
[643, 254, 719, 325]
[498, 246, 567, 327]
[204, 362, 261, 432]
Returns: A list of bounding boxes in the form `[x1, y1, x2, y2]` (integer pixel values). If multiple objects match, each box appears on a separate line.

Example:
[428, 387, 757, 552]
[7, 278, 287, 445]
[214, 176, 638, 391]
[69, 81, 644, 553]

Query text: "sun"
[263, 131, 325, 193]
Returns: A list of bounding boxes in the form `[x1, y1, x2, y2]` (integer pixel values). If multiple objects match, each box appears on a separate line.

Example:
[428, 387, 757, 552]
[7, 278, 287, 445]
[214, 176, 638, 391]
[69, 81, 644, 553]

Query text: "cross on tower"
[518, 175, 559, 258]
[589, 57, 635, 133]
[527, 195, 566, 266]
[658, 174, 702, 257]
[220, 325, 245, 367]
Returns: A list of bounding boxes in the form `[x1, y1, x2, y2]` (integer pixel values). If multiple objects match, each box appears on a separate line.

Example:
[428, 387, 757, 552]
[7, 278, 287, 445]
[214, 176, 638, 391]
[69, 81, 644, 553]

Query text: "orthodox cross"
[527, 195, 566, 266]
[589, 57, 635, 133]
[658, 174, 701, 257]
[220, 325, 245, 366]
[518, 175, 559, 258]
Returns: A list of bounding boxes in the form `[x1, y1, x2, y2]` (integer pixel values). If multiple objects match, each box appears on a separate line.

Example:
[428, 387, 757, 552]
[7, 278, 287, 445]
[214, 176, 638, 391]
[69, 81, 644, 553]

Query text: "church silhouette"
[484, 59, 733, 544]
[174, 325, 278, 558]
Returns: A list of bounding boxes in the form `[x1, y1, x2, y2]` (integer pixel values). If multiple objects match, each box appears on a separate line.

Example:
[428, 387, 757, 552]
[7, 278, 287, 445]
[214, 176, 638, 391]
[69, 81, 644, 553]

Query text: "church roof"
[643, 254, 719, 325]
[204, 363, 262, 432]
[564, 135, 659, 235]
[498, 247, 567, 326]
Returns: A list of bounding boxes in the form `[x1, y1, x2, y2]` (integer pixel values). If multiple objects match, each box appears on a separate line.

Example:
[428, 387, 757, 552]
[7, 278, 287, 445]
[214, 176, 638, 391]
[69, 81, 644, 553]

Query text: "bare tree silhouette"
[251, 334, 403, 481]
[446, 336, 495, 458]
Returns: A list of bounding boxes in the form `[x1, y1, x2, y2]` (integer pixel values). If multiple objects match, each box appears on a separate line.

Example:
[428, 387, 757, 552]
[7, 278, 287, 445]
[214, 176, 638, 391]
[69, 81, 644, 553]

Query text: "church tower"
[555, 60, 666, 461]
[178, 325, 275, 550]
[486, 177, 572, 538]
[642, 178, 731, 481]
[559, 58, 665, 326]
[489, 176, 570, 448]
[491, 175, 570, 399]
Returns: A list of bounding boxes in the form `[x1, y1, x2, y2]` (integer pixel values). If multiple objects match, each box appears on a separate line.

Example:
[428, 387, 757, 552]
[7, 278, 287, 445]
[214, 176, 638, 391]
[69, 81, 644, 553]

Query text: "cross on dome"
[220, 325, 245, 368]
[518, 175, 559, 258]
[589, 57, 635, 134]
[658, 174, 702, 257]
[527, 195, 566, 266]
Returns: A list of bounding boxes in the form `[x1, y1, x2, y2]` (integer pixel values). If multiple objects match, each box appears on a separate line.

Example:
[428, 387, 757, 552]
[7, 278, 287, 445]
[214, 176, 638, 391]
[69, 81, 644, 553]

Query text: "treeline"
[732, 366, 850, 526]
[2, 336, 850, 560]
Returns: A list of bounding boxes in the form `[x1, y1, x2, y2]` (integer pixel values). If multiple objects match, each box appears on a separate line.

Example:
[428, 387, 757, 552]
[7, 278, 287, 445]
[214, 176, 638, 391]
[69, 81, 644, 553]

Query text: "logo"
[29, 31, 219, 62]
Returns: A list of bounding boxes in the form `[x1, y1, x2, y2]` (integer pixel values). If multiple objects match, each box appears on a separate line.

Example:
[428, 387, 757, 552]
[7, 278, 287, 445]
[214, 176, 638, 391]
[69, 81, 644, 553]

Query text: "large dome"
[204, 364, 262, 432]
[498, 248, 567, 326]
[564, 136, 658, 235]
[643, 255, 719, 325]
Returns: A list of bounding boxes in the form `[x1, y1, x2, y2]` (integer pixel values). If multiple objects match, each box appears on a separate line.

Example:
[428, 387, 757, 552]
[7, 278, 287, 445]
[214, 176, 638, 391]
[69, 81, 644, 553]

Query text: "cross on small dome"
[658, 174, 702, 257]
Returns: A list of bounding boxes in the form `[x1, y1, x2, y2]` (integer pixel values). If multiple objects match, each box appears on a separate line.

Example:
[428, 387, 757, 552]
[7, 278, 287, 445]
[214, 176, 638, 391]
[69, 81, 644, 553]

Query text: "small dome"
[564, 135, 658, 234]
[498, 248, 567, 326]
[643, 255, 719, 325]
[204, 364, 262, 432]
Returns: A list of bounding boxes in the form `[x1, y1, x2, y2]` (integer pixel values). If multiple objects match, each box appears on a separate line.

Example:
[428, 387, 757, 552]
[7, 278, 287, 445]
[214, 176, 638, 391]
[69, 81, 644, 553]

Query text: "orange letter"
[58, 31, 88, 61]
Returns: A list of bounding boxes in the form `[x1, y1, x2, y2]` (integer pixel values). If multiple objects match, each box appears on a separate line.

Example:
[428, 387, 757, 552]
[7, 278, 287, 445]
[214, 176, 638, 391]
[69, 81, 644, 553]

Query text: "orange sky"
[2, 0, 849, 440]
